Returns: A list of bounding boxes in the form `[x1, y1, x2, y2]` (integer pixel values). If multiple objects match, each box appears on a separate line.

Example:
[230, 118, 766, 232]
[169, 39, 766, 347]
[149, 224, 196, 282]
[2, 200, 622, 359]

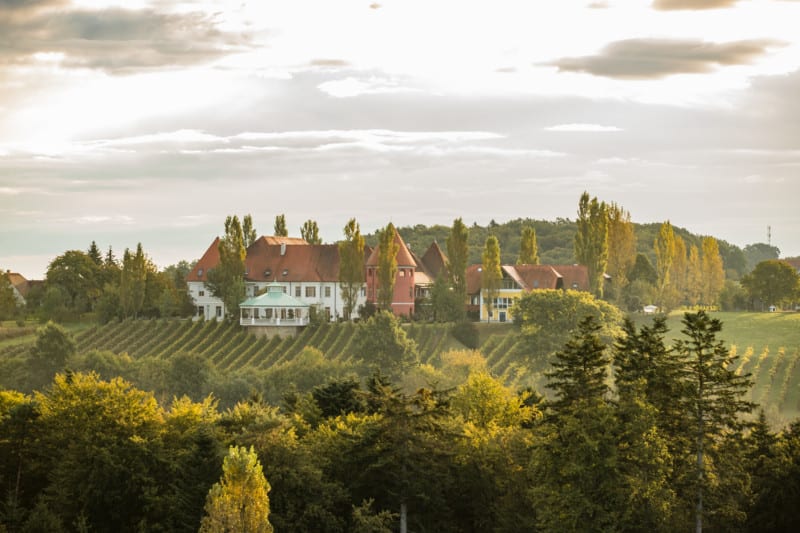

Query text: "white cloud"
[545, 123, 623, 132]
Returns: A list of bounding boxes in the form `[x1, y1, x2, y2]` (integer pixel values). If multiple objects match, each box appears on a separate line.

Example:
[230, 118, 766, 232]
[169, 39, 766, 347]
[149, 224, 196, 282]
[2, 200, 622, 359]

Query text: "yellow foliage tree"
[199, 445, 273, 533]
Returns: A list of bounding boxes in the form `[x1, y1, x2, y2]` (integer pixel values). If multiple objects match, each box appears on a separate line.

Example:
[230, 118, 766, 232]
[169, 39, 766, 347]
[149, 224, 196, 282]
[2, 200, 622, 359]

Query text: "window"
[216, 306, 222, 318]
[361, 287, 366, 297]
[295, 286, 301, 297]
[199, 290, 205, 297]
[306, 286, 316, 298]
[282, 269, 289, 276]
[197, 306, 204, 316]
[409, 286, 413, 298]
[324, 286, 331, 298]
[399, 269, 405, 277]
[264, 269, 272, 277]
[325, 307, 331, 320]
[197, 268, 203, 277]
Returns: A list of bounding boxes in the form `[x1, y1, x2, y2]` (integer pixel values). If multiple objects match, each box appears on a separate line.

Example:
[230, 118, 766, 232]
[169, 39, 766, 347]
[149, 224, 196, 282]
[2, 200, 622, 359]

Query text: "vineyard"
[2, 312, 800, 420]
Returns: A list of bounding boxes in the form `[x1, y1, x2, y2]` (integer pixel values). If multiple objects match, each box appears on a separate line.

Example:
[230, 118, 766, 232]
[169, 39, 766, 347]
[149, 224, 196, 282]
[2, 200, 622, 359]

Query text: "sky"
[1, 0, 799, 279]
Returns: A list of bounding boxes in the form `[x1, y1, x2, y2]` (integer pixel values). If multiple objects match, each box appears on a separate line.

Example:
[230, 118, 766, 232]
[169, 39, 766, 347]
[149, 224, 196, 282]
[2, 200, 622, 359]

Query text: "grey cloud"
[0, 7, 251, 73]
[549, 38, 782, 79]
[652, 0, 740, 10]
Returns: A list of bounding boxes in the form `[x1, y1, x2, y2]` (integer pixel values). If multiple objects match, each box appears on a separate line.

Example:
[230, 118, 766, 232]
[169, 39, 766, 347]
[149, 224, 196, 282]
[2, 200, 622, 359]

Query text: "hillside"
[364, 218, 766, 279]
[3, 311, 799, 422]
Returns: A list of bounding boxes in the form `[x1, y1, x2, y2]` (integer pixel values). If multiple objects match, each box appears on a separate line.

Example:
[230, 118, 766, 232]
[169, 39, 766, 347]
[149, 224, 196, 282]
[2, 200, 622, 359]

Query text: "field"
[2, 311, 799, 421]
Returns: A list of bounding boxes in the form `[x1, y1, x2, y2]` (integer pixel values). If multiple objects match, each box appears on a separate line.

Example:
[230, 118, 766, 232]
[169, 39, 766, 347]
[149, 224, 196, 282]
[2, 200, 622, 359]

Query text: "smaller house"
[239, 282, 310, 338]
[5, 271, 35, 306]
[466, 263, 591, 322]
[643, 304, 658, 314]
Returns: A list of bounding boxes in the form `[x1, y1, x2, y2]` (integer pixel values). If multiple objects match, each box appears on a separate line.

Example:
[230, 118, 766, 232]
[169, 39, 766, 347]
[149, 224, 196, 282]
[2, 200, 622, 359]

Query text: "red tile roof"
[6, 272, 31, 297]
[510, 264, 562, 290]
[551, 264, 590, 291]
[421, 241, 448, 279]
[366, 227, 416, 267]
[465, 263, 590, 294]
[245, 243, 341, 282]
[187, 237, 220, 282]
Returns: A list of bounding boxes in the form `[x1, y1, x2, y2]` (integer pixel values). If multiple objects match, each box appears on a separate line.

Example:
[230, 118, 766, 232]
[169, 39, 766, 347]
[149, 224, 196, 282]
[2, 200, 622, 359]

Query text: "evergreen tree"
[673, 311, 754, 532]
[574, 191, 609, 298]
[199, 446, 273, 533]
[338, 218, 365, 320]
[446, 218, 469, 305]
[274, 214, 288, 237]
[376, 223, 399, 311]
[87, 241, 103, 266]
[119, 243, 147, 318]
[353, 311, 418, 378]
[517, 226, 539, 265]
[207, 216, 247, 318]
[533, 316, 621, 531]
[481, 235, 502, 323]
[243, 214, 257, 249]
[300, 219, 322, 244]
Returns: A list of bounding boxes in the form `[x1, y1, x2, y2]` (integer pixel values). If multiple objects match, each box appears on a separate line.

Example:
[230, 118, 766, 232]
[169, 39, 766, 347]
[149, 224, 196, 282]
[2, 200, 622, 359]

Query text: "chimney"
[280, 243, 286, 256]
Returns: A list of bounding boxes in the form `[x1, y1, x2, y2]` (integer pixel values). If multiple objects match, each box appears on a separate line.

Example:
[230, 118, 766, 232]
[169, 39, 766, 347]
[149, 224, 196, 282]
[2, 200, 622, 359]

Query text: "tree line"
[2, 310, 799, 531]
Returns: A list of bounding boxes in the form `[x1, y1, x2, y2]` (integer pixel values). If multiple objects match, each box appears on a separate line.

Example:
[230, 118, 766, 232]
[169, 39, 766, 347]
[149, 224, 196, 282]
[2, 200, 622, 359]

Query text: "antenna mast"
[768, 225, 772, 246]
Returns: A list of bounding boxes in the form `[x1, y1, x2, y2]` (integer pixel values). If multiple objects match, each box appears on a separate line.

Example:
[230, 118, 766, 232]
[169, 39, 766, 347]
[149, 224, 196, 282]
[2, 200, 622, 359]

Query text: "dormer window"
[264, 269, 272, 277]
[197, 268, 204, 277]
[282, 269, 289, 276]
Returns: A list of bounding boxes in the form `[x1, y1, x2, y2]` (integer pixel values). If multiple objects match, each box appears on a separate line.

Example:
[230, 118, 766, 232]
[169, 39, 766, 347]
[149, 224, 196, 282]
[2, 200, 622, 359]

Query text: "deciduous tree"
[700, 236, 725, 307]
[606, 203, 636, 300]
[274, 214, 288, 237]
[119, 243, 147, 318]
[338, 218, 365, 320]
[741, 259, 800, 309]
[517, 226, 539, 265]
[200, 446, 274, 533]
[574, 191, 609, 298]
[654, 221, 676, 311]
[446, 218, 469, 304]
[243, 214, 258, 248]
[481, 235, 502, 322]
[300, 219, 322, 244]
[207, 216, 247, 318]
[376, 223, 399, 311]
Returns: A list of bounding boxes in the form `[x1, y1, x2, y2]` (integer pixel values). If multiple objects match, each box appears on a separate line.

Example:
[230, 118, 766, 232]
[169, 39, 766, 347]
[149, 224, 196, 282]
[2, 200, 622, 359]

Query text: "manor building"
[187, 231, 448, 322]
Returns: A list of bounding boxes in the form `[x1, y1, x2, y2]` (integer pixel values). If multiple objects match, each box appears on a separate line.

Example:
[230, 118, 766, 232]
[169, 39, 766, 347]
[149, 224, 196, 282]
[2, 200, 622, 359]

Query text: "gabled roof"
[513, 264, 562, 290]
[6, 272, 31, 297]
[245, 243, 341, 282]
[257, 236, 309, 246]
[366, 227, 416, 267]
[187, 237, 220, 283]
[465, 263, 591, 294]
[420, 241, 448, 279]
[551, 264, 590, 291]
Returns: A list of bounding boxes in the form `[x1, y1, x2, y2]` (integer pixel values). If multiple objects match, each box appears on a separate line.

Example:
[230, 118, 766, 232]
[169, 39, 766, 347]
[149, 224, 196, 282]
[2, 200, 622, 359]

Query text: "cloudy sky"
[1, 0, 799, 278]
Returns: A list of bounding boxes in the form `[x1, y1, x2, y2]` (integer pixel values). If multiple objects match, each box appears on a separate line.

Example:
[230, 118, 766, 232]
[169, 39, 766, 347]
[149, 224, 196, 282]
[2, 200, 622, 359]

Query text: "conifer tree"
[481, 235, 502, 322]
[673, 311, 754, 532]
[199, 446, 273, 533]
[517, 226, 539, 265]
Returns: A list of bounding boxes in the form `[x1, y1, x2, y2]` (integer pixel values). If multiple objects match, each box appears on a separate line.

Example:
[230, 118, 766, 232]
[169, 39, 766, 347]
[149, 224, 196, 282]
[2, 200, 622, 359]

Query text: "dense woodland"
[2, 196, 800, 532]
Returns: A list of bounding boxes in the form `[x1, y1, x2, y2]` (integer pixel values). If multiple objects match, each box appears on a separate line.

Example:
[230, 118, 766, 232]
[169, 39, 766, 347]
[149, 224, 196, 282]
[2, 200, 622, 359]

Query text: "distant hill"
[364, 218, 769, 279]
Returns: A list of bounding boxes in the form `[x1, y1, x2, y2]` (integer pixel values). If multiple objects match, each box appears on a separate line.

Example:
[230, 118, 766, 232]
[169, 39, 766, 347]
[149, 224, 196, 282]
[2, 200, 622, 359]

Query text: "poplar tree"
[654, 221, 676, 311]
[687, 245, 702, 306]
[300, 219, 322, 244]
[273, 214, 288, 237]
[339, 218, 365, 320]
[242, 214, 257, 249]
[574, 191, 609, 298]
[664, 235, 687, 311]
[377, 223, 399, 311]
[446, 218, 469, 304]
[700, 237, 724, 307]
[606, 203, 636, 299]
[517, 226, 539, 265]
[120, 243, 147, 318]
[207, 216, 247, 318]
[199, 446, 273, 533]
[481, 235, 502, 322]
